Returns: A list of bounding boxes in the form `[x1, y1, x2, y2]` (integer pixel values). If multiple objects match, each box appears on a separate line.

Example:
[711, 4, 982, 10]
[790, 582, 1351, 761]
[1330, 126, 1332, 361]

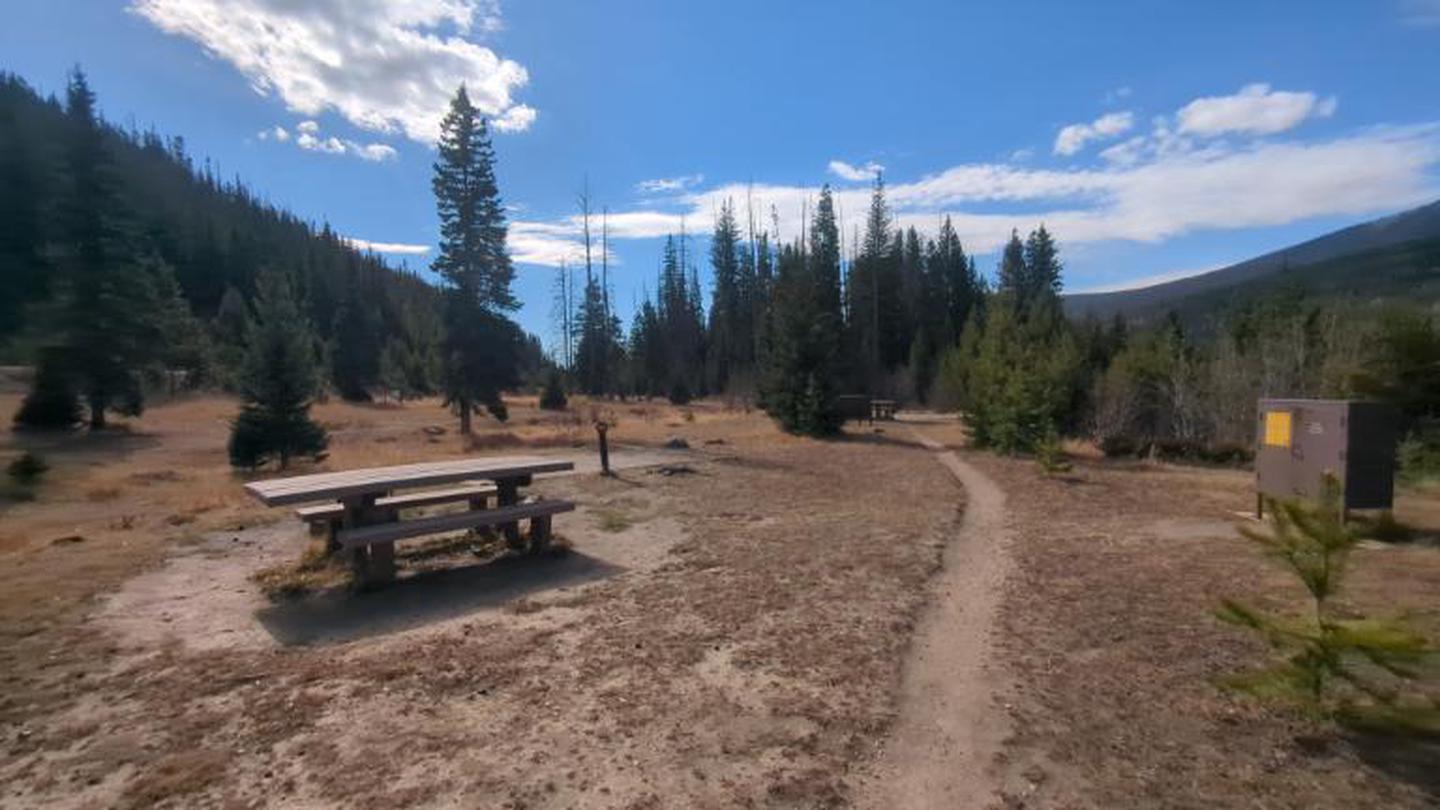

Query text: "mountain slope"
[1064, 200, 1440, 323]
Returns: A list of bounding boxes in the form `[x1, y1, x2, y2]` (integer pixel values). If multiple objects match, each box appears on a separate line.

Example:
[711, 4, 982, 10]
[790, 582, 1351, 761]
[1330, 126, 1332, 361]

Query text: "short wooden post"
[596, 422, 612, 476]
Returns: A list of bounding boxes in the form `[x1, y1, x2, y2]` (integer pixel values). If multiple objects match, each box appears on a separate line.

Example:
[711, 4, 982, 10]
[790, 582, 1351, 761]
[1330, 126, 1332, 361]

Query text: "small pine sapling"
[1217, 475, 1439, 732]
[1034, 426, 1072, 475]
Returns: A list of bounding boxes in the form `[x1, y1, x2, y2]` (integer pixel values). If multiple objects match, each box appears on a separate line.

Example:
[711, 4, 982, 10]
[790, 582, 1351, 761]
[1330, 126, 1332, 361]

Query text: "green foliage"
[539, 368, 568, 411]
[962, 294, 1079, 454]
[1034, 427, 1073, 475]
[667, 380, 692, 406]
[7, 452, 48, 486]
[329, 287, 380, 401]
[1, 69, 446, 402]
[13, 353, 83, 430]
[228, 271, 328, 469]
[1397, 423, 1440, 486]
[1218, 476, 1439, 731]
[431, 85, 522, 431]
[759, 207, 844, 437]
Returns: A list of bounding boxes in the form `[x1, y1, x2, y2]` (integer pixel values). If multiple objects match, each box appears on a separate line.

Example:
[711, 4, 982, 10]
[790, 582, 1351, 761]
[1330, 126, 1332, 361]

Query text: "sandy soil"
[0, 395, 964, 808]
[855, 427, 1012, 809]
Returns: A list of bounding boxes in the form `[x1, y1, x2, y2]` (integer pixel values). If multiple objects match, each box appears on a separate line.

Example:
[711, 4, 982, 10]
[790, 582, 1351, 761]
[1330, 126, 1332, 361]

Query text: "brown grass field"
[0, 388, 1437, 808]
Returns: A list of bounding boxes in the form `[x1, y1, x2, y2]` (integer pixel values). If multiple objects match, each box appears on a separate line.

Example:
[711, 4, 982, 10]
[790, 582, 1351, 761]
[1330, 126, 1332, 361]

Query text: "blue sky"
[4, 1, 1439, 346]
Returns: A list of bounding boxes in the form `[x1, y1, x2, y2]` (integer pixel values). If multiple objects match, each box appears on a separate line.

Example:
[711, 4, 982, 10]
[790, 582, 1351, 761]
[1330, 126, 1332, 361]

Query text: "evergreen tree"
[1023, 224, 1063, 303]
[329, 282, 379, 401]
[0, 87, 47, 341]
[628, 298, 665, 398]
[431, 85, 520, 432]
[228, 270, 328, 469]
[708, 199, 744, 392]
[16, 69, 166, 430]
[996, 229, 1028, 307]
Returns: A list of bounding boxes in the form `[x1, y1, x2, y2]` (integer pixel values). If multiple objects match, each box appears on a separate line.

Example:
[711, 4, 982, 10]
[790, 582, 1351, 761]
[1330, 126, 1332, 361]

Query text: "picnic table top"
[244, 455, 575, 507]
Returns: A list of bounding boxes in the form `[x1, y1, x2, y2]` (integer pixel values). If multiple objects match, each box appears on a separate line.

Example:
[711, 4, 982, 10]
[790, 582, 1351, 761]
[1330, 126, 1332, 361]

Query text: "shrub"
[7, 452, 48, 486]
[1034, 428, 1072, 475]
[1217, 475, 1438, 731]
[667, 380, 692, 405]
[13, 359, 83, 431]
[1397, 423, 1440, 486]
[539, 369, 568, 411]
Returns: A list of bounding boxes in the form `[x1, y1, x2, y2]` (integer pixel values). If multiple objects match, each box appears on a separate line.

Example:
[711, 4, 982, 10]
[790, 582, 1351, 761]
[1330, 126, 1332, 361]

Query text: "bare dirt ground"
[962, 450, 1440, 809]
[0, 393, 963, 808]
[855, 426, 1012, 809]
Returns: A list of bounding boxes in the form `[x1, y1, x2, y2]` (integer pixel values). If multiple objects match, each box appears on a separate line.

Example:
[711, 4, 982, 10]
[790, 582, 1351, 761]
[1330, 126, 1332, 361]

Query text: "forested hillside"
[1065, 200, 1440, 325]
[0, 70, 541, 404]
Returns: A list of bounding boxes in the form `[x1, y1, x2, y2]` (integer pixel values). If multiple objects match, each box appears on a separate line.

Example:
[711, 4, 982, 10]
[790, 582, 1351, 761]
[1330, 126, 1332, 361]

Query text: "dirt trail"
[858, 429, 1012, 809]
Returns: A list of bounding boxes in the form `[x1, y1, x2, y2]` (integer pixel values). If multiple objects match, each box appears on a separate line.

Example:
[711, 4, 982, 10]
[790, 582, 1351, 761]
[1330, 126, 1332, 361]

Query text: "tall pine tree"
[431, 85, 521, 433]
[15, 68, 169, 430]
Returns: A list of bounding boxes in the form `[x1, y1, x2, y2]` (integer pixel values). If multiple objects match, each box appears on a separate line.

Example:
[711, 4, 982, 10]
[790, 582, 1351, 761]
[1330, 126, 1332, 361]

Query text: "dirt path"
[858, 429, 1012, 809]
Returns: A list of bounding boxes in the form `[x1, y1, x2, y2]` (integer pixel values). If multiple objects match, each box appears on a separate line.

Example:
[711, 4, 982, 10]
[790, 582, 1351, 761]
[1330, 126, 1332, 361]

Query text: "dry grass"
[0, 393, 960, 808]
[967, 450, 1440, 808]
[251, 538, 352, 598]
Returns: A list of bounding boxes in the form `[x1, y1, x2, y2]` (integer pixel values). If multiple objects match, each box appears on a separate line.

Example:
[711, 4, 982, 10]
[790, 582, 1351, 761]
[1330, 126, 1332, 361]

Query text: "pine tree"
[1023, 224, 1063, 302]
[759, 187, 845, 436]
[228, 270, 328, 469]
[15, 68, 165, 430]
[0, 89, 47, 341]
[431, 85, 520, 433]
[329, 282, 379, 401]
[996, 229, 1028, 308]
[708, 199, 743, 393]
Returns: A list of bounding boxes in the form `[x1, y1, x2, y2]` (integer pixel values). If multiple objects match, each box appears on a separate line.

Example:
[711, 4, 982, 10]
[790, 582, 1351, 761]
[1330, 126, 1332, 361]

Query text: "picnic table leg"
[341, 494, 384, 586]
[368, 541, 396, 584]
[530, 514, 552, 553]
[497, 477, 525, 551]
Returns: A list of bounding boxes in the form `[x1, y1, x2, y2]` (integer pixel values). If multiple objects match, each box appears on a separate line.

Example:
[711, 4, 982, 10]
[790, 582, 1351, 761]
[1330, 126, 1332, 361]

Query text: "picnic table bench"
[244, 456, 575, 587]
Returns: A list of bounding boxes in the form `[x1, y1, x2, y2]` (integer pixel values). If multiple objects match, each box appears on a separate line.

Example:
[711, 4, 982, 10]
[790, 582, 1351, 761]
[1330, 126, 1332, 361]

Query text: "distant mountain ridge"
[1064, 199, 1440, 323]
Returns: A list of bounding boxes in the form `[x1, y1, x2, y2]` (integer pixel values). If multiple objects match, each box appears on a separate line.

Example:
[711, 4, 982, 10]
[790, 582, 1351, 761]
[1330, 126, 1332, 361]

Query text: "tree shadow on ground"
[1345, 730, 1440, 803]
[255, 549, 623, 646]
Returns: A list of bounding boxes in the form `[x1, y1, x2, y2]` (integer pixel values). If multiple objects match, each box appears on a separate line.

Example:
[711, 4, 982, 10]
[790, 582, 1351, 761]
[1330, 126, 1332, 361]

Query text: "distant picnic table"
[244, 455, 575, 587]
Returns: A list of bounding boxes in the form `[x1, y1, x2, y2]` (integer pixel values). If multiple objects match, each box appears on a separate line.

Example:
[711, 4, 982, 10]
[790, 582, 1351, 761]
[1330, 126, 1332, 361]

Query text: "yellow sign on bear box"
[1263, 410, 1292, 448]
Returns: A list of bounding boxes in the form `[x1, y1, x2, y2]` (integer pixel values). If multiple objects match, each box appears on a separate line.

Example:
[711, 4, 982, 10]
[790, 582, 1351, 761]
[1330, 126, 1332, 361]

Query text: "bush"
[7, 452, 48, 486]
[229, 407, 328, 470]
[1398, 423, 1440, 486]
[667, 380, 692, 405]
[539, 369, 568, 411]
[13, 359, 83, 431]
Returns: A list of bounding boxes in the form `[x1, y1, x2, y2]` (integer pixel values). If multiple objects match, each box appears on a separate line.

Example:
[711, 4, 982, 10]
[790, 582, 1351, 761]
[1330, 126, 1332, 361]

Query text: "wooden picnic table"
[244, 455, 575, 586]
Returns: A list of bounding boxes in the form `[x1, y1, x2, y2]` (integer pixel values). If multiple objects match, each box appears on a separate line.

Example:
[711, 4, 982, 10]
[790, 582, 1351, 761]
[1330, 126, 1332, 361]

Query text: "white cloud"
[266, 119, 398, 161]
[354, 143, 398, 162]
[507, 123, 1439, 267]
[130, 0, 534, 143]
[636, 174, 705, 194]
[1176, 83, 1337, 137]
[828, 160, 885, 182]
[1400, 0, 1440, 26]
[344, 238, 430, 255]
[1054, 111, 1135, 156]
[1104, 86, 1133, 104]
